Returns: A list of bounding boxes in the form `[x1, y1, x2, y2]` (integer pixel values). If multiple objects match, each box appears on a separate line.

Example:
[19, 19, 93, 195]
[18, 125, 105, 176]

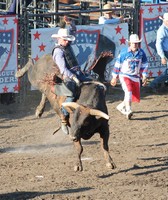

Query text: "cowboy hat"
[159, 13, 168, 21]
[127, 34, 142, 43]
[51, 28, 75, 41]
[103, 4, 113, 14]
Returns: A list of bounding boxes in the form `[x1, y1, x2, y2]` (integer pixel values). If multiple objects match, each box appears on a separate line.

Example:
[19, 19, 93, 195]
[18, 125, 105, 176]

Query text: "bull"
[16, 54, 116, 171]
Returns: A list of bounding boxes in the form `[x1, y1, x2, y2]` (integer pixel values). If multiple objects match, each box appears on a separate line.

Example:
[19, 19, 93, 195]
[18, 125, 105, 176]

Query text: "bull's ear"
[62, 102, 80, 113]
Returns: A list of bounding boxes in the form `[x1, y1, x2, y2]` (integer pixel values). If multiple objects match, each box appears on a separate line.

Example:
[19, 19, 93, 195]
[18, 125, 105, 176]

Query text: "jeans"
[149, 67, 168, 89]
[61, 78, 76, 117]
[61, 71, 93, 117]
[61, 96, 74, 117]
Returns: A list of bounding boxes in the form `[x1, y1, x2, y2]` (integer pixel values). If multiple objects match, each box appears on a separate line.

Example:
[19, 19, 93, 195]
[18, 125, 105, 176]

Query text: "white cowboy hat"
[159, 13, 168, 21]
[51, 28, 75, 41]
[127, 34, 142, 43]
[103, 3, 113, 14]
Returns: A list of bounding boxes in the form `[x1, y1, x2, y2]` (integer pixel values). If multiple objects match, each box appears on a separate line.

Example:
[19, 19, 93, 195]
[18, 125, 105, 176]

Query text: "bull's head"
[62, 102, 109, 141]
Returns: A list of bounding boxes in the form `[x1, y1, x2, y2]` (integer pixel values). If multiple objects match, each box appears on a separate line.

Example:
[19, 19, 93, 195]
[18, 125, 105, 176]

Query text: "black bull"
[16, 38, 116, 171]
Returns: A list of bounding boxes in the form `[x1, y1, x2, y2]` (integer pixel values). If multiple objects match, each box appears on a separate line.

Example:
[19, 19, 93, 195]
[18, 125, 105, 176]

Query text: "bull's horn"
[90, 109, 109, 120]
[83, 81, 107, 91]
[62, 102, 80, 113]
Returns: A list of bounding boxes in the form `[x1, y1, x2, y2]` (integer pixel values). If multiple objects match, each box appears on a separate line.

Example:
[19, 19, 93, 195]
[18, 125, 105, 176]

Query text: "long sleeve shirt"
[112, 47, 148, 81]
[52, 46, 74, 79]
[156, 23, 168, 59]
[98, 16, 120, 24]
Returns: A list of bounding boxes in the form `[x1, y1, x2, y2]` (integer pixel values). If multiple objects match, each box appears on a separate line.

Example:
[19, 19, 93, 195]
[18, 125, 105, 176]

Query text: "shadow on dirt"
[128, 156, 168, 176]
[131, 109, 168, 121]
[0, 187, 93, 200]
[96, 155, 168, 178]
[133, 155, 168, 176]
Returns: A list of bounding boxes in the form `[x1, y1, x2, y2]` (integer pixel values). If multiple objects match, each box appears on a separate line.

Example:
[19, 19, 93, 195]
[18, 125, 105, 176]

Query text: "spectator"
[147, 13, 168, 92]
[99, 3, 123, 25]
[110, 34, 148, 119]
[59, 15, 76, 37]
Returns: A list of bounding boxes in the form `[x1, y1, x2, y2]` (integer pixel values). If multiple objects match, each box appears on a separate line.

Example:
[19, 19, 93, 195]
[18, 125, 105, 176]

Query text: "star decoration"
[13, 85, 19, 91]
[13, 18, 18, 24]
[2, 18, 8, 25]
[119, 36, 126, 45]
[34, 55, 39, 62]
[115, 25, 122, 34]
[148, 7, 153, 13]
[148, 71, 153, 77]
[38, 43, 46, 52]
[33, 31, 41, 40]
[3, 86, 8, 93]
[157, 6, 162, 13]
[157, 69, 162, 76]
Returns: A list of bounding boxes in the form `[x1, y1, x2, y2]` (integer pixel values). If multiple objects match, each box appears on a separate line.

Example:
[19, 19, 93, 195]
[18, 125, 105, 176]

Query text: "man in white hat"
[110, 34, 148, 119]
[51, 28, 92, 134]
[148, 13, 168, 91]
[99, 3, 123, 25]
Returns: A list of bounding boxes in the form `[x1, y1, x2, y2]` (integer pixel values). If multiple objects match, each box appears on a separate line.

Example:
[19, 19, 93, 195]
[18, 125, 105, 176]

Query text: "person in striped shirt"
[110, 34, 148, 119]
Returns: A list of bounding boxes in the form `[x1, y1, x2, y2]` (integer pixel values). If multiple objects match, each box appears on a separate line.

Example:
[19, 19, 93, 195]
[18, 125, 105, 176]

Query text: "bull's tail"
[15, 58, 33, 78]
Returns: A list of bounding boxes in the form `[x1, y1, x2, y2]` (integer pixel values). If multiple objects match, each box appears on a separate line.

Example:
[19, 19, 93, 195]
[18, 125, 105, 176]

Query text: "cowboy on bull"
[51, 28, 92, 135]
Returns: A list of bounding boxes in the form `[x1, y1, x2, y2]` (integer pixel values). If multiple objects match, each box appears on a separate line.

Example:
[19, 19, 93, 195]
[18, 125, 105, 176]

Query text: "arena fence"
[1, 1, 138, 103]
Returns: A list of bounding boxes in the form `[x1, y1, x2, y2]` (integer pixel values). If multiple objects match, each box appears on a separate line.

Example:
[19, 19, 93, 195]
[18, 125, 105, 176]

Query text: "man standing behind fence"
[99, 3, 123, 25]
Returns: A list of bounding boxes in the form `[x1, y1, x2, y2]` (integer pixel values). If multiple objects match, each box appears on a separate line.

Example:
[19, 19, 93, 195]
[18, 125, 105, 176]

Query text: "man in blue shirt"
[99, 3, 123, 25]
[148, 13, 168, 91]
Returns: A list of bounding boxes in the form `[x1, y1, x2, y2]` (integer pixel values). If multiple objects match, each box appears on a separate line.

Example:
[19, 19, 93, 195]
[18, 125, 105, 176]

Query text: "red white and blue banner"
[31, 23, 128, 81]
[140, 3, 168, 77]
[0, 15, 18, 94]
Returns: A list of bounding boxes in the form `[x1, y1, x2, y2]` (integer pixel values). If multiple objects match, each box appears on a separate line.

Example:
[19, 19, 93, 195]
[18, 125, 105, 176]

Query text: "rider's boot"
[60, 114, 69, 135]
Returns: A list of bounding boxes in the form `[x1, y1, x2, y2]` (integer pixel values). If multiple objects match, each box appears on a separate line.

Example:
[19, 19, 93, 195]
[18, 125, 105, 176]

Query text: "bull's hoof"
[106, 162, 116, 169]
[74, 165, 83, 172]
[35, 109, 43, 118]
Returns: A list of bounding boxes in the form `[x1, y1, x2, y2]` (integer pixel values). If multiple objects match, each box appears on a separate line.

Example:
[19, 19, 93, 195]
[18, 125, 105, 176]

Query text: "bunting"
[0, 15, 18, 93]
[140, 3, 168, 77]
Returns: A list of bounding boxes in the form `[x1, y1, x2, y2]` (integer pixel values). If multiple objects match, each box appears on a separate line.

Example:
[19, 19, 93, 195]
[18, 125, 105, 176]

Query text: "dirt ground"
[0, 86, 168, 200]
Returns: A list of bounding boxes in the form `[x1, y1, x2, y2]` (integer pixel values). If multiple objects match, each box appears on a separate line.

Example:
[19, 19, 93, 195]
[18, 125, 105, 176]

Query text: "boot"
[61, 121, 69, 135]
[116, 101, 126, 115]
[125, 101, 133, 120]
[60, 114, 69, 135]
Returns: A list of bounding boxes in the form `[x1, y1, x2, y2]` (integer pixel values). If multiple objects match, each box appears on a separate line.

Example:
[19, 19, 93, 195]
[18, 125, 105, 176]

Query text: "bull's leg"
[100, 126, 116, 169]
[73, 140, 83, 172]
[15, 58, 33, 78]
[35, 93, 47, 118]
